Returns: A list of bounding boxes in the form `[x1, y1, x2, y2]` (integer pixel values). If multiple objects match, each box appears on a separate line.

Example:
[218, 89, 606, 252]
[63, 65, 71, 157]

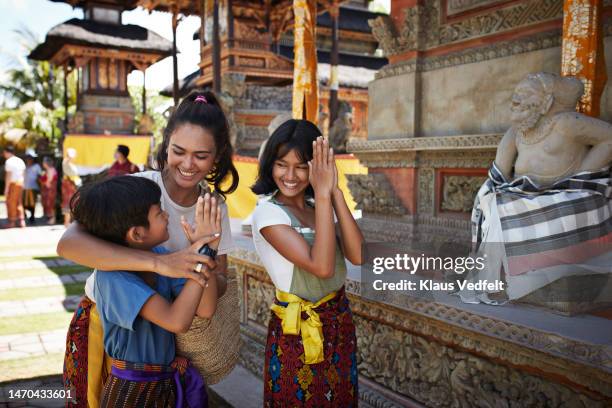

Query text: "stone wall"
[228, 246, 612, 407]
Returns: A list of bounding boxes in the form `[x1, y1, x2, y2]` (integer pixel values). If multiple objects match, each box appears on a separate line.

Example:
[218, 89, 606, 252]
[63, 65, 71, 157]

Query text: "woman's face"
[166, 123, 217, 190]
[272, 148, 310, 198]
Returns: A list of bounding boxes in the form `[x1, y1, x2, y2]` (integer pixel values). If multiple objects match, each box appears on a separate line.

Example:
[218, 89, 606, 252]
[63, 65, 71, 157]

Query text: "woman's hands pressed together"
[181, 193, 222, 249]
[308, 136, 337, 199]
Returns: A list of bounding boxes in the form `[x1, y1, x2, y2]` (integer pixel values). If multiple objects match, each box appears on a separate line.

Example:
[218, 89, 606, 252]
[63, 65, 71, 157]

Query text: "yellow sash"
[270, 289, 337, 365]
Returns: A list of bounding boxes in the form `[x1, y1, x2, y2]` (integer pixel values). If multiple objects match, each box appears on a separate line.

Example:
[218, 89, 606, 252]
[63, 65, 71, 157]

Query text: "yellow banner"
[222, 155, 367, 219]
[63, 134, 152, 167]
[292, 0, 319, 124]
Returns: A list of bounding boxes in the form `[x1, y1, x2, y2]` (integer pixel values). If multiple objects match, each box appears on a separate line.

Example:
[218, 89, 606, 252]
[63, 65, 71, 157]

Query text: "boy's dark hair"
[251, 119, 321, 197]
[117, 145, 130, 158]
[70, 176, 162, 245]
[156, 90, 239, 198]
[3, 145, 15, 154]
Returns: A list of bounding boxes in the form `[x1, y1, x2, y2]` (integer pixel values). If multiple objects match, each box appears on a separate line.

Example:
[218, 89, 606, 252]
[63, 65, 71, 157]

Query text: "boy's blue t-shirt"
[93, 246, 186, 366]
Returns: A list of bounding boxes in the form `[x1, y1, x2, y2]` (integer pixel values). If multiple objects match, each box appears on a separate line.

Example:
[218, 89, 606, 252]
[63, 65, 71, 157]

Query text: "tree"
[0, 26, 76, 146]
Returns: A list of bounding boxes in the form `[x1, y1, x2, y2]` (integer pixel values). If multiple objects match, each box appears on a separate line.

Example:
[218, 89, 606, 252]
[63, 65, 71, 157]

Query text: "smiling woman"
[57, 90, 241, 406]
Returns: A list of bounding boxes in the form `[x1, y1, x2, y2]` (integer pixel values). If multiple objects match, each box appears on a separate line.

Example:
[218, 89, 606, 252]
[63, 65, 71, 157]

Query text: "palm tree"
[0, 26, 76, 144]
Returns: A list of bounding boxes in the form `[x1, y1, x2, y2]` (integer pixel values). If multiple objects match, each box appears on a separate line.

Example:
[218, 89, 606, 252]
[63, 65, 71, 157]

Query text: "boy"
[69, 176, 219, 407]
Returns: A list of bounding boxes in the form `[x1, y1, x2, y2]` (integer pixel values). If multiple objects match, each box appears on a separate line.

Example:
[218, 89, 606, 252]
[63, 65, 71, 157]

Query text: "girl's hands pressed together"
[308, 136, 336, 198]
[181, 193, 222, 250]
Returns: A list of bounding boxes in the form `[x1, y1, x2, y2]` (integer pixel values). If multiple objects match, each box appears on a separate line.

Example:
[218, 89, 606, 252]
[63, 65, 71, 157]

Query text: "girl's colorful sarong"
[264, 287, 358, 407]
[61, 177, 77, 214]
[101, 358, 207, 408]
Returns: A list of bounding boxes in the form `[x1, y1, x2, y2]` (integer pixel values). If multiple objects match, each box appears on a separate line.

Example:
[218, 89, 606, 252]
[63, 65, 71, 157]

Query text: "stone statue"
[462, 72, 612, 309]
[328, 101, 353, 154]
[495, 72, 612, 186]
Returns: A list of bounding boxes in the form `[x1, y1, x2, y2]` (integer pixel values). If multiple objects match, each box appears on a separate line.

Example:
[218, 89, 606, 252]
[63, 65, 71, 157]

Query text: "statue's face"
[510, 80, 547, 131]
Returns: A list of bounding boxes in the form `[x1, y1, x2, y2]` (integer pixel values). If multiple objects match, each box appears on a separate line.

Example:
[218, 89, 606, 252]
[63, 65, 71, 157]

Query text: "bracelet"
[198, 244, 217, 260]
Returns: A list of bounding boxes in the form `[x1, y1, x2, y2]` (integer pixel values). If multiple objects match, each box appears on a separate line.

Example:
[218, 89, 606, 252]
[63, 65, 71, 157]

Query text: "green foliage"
[128, 84, 172, 146]
[0, 26, 76, 149]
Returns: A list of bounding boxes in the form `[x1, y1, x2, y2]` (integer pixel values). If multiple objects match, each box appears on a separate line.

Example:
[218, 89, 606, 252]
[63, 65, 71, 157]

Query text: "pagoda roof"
[29, 18, 173, 61]
[317, 5, 387, 33]
[50, 0, 140, 10]
[278, 45, 386, 70]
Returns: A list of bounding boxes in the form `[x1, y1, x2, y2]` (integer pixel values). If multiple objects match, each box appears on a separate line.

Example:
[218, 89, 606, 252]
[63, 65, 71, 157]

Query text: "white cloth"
[251, 198, 295, 292]
[4, 156, 25, 184]
[24, 164, 42, 190]
[85, 170, 235, 300]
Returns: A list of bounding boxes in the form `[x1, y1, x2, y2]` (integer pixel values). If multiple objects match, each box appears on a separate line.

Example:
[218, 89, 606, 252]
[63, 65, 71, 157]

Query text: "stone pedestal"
[228, 242, 612, 407]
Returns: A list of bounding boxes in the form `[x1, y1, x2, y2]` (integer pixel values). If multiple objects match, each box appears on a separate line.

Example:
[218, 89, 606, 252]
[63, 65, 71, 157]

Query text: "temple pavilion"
[29, 0, 173, 173]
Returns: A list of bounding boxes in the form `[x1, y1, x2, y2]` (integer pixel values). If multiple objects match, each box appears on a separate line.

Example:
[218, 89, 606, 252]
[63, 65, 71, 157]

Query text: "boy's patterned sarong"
[264, 287, 358, 407]
[63, 296, 110, 408]
[101, 358, 207, 408]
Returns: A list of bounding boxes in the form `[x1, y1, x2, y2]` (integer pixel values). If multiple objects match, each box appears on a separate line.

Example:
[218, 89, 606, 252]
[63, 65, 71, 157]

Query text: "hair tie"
[195, 95, 208, 104]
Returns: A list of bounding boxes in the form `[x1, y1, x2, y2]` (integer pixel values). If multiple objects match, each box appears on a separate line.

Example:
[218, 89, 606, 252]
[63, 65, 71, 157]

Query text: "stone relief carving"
[370, 0, 565, 57]
[346, 174, 406, 216]
[418, 168, 435, 214]
[441, 175, 487, 212]
[375, 31, 563, 79]
[354, 315, 604, 407]
[246, 276, 275, 327]
[229, 255, 612, 400]
[446, 0, 506, 16]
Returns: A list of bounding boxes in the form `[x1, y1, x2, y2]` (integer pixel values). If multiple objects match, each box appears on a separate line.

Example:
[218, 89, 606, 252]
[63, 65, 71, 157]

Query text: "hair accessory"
[195, 95, 208, 104]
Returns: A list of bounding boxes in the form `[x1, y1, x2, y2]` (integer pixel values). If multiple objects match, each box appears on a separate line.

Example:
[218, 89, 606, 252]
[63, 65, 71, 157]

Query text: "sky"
[0, 0, 389, 92]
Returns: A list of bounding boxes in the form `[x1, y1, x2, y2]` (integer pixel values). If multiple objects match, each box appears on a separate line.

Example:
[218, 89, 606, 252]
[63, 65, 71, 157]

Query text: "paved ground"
[0, 199, 262, 407]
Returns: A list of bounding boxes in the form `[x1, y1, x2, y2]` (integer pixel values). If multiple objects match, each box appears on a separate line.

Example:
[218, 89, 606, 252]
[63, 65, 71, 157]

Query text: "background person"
[107, 144, 138, 178]
[3, 145, 26, 228]
[23, 152, 42, 224]
[40, 157, 58, 225]
[62, 148, 81, 228]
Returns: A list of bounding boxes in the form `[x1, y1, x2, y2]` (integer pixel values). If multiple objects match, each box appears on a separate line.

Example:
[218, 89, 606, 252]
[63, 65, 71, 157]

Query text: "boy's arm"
[139, 280, 204, 334]
[195, 270, 218, 318]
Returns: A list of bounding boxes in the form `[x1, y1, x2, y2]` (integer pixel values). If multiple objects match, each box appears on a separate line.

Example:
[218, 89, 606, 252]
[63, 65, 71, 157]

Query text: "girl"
[58, 91, 240, 407]
[40, 156, 58, 225]
[251, 119, 364, 407]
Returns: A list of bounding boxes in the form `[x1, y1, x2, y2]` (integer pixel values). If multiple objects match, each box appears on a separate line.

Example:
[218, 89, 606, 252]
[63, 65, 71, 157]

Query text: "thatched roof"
[29, 18, 173, 61]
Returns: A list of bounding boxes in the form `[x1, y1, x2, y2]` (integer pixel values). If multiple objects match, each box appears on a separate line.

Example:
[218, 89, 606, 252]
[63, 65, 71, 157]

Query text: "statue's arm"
[570, 114, 612, 171]
[494, 128, 517, 180]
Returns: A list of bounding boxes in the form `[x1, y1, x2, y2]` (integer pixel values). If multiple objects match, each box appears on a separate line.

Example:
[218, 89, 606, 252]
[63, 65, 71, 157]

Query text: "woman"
[251, 119, 364, 407]
[40, 157, 58, 224]
[58, 91, 240, 407]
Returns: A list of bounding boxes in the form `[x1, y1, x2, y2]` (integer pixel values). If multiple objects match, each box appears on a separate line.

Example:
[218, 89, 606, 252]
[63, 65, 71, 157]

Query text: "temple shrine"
[29, 0, 173, 173]
[158, 0, 386, 155]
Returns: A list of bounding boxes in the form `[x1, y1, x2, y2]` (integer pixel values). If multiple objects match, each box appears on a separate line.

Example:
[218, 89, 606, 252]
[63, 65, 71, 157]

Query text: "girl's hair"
[156, 90, 239, 197]
[251, 119, 321, 197]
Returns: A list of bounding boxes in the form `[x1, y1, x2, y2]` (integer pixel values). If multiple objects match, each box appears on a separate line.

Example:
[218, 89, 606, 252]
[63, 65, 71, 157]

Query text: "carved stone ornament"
[369, 0, 564, 57]
[229, 253, 612, 406]
[441, 175, 487, 212]
[346, 173, 406, 216]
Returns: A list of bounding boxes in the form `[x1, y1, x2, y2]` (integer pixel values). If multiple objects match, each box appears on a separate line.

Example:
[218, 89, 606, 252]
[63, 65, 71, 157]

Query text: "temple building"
[29, 0, 173, 173]
[159, 0, 386, 155]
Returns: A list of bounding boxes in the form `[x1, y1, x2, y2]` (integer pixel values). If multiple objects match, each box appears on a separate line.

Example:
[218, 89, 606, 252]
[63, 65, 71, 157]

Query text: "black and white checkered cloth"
[462, 163, 612, 301]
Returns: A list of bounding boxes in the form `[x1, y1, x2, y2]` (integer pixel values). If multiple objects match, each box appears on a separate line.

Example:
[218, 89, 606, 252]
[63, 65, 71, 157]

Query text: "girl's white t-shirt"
[85, 170, 234, 300]
[251, 198, 294, 292]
